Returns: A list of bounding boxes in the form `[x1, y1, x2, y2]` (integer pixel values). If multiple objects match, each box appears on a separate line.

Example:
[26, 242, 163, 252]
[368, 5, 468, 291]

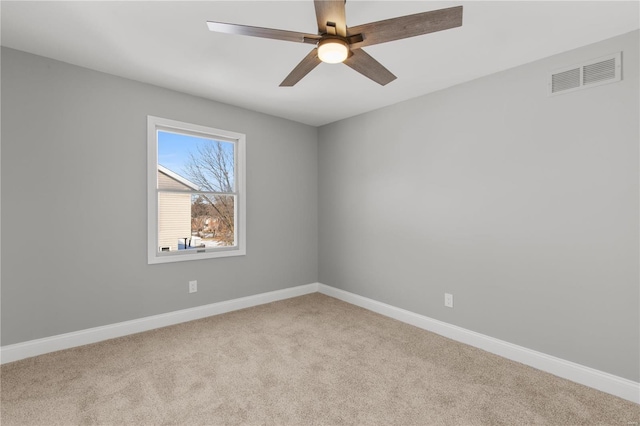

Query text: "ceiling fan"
[206, 1, 463, 87]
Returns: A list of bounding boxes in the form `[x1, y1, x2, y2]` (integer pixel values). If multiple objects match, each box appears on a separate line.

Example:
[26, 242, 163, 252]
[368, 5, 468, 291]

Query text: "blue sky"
[158, 130, 233, 179]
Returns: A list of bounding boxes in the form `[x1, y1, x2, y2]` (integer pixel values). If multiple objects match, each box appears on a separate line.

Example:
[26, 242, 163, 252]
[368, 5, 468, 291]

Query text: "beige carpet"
[1, 293, 639, 425]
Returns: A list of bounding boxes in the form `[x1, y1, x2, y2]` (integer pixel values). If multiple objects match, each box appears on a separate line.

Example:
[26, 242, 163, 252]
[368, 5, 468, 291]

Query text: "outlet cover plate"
[189, 280, 197, 293]
[444, 293, 453, 308]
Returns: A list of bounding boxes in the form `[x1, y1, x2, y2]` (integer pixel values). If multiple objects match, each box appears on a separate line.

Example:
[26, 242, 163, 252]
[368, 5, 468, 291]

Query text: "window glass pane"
[158, 131, 235, 193]
[191, 194, 235, 248]
[158, 191, 192, 252]
[158, 192, 235, 252]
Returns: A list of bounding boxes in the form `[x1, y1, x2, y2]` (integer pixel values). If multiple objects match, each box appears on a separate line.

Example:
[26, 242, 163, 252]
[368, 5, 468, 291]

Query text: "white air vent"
[549, 52, 621, 96]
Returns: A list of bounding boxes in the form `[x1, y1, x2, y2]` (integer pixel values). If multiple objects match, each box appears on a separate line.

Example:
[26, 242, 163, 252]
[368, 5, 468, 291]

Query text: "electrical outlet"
[444, 293, 453, 308]
[189, 280, 197, 293]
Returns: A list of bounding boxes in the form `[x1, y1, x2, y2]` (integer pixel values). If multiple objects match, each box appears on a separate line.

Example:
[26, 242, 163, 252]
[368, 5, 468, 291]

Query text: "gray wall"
[2, 30, 639, 383]
[1, 47, 318, 345]
[318, 31, 639, 381]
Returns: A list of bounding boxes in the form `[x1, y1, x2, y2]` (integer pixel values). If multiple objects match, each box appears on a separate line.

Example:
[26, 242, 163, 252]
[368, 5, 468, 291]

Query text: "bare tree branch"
[186, 141, 235, 245]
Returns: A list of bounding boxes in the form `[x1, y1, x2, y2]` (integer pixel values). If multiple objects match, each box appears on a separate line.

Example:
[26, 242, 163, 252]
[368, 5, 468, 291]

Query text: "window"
[147, 116, 246, 264]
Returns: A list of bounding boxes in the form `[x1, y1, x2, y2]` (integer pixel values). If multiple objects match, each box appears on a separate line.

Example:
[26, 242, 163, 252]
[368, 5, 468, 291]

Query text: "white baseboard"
[317, 283, 640, 405]
[0, 283, 319, 365]
[2, 282, 637, 404]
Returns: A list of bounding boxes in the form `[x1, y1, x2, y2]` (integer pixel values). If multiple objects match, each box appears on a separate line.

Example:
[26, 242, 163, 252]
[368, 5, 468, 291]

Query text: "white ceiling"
[1, 1, 638, 126]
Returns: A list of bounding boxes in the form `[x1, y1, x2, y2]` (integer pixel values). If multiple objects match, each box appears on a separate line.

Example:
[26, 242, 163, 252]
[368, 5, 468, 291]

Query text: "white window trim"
[147, 116, 246, 264]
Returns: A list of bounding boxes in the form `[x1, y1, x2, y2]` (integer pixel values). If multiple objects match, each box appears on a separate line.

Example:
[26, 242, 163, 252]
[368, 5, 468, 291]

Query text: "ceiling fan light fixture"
[317, 38, 349, 64]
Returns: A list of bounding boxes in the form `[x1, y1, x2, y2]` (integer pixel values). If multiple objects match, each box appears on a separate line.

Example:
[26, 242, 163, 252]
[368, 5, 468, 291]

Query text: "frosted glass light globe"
[318, 39, 349, 64]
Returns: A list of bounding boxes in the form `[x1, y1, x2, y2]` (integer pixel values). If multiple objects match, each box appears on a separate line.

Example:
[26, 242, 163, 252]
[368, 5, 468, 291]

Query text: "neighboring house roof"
[158, 165, 199, 190]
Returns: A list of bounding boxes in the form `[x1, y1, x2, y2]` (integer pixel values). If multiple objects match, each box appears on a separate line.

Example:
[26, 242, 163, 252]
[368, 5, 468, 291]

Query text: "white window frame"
[147, 116, 246, 264]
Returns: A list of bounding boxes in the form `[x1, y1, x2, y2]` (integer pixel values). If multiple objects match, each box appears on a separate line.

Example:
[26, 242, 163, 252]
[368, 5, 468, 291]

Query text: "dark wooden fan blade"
[280, 49, 322, 87]
[343, 49, 396, 86]
[207, 21, 320, 45]
[347, 5, 463, 49]
[314, 0, 347, 37]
